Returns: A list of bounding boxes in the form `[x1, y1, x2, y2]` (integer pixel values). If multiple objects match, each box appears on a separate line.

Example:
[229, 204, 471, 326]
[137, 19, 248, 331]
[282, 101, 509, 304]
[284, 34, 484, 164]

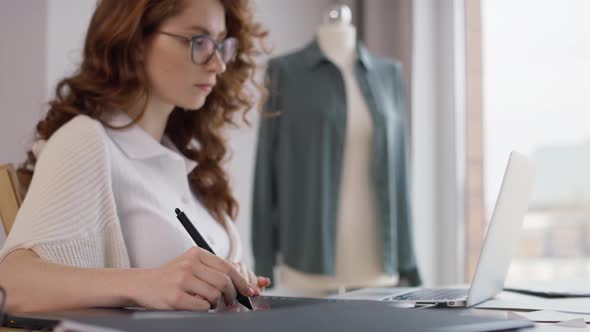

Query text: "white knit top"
[0, 113, 242, 268]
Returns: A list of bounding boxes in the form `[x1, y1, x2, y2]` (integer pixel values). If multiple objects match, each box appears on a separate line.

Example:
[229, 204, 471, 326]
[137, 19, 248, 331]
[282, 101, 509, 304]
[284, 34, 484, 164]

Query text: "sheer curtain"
[360, 0, 414, 118]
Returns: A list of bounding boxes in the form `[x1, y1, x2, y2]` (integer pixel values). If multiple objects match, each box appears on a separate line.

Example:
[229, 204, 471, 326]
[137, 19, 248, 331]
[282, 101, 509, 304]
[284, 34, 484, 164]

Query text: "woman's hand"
[211, 263, 271, 312]
[234, 262, 271, 296]
[132, 247, 255, 311]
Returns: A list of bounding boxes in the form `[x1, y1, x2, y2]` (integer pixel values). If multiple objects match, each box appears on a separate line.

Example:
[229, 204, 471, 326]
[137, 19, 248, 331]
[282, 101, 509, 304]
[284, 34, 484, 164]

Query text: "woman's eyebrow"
[185, 25, 227, 39]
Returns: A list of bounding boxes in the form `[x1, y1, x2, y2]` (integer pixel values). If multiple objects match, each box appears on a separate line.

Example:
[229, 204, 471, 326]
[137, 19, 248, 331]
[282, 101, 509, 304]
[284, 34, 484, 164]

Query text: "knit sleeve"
[0, 115, 130, 268]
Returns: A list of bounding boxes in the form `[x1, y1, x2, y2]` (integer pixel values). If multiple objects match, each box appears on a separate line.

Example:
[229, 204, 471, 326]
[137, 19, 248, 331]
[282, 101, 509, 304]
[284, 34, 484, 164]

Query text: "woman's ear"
[139, 34, 157, 64]
[137, 44, 145, 64]
[138, 37, 152, 64]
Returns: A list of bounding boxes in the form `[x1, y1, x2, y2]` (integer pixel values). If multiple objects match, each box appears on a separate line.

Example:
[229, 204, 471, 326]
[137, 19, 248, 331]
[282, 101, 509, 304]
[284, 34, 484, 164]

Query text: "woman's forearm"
[1, 247, 255, 313]
[0, 249, 143, 313]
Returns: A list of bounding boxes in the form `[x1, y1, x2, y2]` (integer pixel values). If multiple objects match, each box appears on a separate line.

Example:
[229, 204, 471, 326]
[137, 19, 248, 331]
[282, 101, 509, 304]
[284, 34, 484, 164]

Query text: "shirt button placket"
[181, 194, 189, 205]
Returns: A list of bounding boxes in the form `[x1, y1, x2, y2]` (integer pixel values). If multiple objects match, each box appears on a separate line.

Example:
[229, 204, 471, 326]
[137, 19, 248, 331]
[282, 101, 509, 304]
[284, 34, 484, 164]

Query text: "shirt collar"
[303, 37, 373, 71]
[103, 111, 198, 174]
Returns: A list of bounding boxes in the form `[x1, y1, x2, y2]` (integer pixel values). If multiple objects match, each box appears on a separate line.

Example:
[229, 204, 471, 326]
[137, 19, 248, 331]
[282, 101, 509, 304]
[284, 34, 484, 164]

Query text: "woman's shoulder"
[37, 114, 110, 164]
[47, 114, 109, 150]
[54, 114, 105, 139]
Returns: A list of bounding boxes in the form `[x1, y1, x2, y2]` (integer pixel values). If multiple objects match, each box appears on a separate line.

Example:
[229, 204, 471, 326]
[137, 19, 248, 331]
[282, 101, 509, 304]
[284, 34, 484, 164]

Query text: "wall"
[0, 1, 47, 166]
[45, 0, 96, 102]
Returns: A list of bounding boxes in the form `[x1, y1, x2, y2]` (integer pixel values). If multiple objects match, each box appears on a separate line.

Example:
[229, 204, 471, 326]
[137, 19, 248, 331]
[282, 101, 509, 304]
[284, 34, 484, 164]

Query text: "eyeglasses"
[159, 31, 238, 65]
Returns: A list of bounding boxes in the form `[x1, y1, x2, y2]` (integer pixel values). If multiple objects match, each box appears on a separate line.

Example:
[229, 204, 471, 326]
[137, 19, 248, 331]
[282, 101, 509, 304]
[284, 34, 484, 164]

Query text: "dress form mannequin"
[278, 4, 398, 294]
[317, 4, 356, 67]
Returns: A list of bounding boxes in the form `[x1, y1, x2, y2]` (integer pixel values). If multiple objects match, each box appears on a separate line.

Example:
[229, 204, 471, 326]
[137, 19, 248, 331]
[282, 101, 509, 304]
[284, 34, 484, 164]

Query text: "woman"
[0, 0, 269, 313]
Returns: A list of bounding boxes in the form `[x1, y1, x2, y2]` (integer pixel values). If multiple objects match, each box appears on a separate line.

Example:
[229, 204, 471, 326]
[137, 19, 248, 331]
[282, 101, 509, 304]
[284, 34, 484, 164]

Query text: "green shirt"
[252, 39, 421, 286]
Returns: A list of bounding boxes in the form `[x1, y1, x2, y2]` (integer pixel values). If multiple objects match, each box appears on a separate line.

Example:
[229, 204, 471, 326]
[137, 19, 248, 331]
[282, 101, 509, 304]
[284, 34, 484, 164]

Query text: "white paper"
[507, 311, 532, 320]
[532, 324, 589, 331]
[555, 318, 587, 328]
[506, 279, 590, 297]
[54, 320, 124, 332]
[512, 310, 590, 323]
[476, 291, 590, 314]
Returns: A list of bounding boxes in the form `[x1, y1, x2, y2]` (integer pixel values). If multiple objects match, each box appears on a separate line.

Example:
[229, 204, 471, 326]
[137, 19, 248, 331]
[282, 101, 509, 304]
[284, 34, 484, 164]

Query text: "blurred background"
[1, 0, 589, 290]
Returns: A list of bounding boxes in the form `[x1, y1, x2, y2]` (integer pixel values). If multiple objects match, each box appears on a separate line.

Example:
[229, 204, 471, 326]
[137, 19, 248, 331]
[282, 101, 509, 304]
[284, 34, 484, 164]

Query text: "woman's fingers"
[194, 264, 237, 305]
[147, 248, 258, 312]
[198, 251, 253, 298]
[257, 276, 271, 289]
[237, 262, 250, 284]
[247, 270, 260, 296]
[169, 290, 211, 311]
[181, 275, 223, 307]
[234, 261, 271, 295]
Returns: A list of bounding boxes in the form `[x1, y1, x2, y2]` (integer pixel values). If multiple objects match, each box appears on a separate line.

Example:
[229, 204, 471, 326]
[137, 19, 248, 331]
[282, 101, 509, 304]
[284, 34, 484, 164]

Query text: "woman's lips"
[194, 84, 214, 92]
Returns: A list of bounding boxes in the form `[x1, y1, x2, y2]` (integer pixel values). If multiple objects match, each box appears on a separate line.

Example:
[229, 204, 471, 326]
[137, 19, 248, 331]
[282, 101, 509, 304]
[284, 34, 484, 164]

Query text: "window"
[481, 0, 590, 282]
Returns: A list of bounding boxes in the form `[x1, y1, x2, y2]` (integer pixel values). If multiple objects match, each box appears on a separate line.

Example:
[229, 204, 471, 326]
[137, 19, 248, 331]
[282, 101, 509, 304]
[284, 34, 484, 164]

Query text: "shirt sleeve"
[251, 61, 281, 283]
[0, 115, 130, 268]
[392, 62, 422, 286]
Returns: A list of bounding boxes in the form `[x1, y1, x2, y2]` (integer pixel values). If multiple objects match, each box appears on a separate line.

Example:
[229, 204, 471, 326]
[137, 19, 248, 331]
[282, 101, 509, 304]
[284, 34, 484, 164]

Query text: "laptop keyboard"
[386, 288, 468, 301]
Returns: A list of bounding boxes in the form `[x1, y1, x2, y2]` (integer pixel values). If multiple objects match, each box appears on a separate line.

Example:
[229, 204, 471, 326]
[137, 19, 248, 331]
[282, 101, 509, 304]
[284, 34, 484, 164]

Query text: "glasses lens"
[221, 38, 238, 63]
[192, 36, 238, 64]
[192, 37, 215, 64]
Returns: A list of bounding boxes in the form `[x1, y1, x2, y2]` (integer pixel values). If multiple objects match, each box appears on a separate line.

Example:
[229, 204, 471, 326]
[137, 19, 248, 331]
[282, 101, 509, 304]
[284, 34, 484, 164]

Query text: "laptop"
[335, 151, 535, 308]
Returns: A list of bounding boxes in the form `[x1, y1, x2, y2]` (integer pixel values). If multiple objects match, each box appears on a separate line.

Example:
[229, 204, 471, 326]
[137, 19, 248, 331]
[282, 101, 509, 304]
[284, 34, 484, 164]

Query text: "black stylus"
[175, 208, 253, 310]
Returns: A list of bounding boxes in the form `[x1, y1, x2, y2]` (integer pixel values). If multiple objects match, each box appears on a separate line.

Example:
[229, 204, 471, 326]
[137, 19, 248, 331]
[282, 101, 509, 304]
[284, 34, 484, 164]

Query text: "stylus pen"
[175, 208, 253, 310]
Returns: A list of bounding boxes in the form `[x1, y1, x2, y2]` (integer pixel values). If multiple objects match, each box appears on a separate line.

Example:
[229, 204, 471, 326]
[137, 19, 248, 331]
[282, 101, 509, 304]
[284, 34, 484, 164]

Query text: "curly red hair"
[18, 0, 268, 224]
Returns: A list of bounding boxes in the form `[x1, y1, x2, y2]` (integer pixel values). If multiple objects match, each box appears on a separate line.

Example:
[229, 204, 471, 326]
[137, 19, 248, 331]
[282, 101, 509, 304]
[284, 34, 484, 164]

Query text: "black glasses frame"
[158, 31, 238, 65]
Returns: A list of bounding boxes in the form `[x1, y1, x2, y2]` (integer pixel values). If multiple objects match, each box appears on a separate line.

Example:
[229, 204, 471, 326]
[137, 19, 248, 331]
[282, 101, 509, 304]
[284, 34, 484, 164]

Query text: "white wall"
[0, 1, 47, 165]
[46, 0, 96, 102]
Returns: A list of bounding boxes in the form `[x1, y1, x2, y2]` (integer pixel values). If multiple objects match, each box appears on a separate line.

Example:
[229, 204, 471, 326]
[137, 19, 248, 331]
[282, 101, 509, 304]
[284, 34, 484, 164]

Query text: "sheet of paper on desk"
[506, 279, 590, 298]
[532, 324, 589, 332]
[510, 310, 590, 323]
[476, 291, 590, 314]
[55, 320, 124, 332]
[555, 318, 587, 328]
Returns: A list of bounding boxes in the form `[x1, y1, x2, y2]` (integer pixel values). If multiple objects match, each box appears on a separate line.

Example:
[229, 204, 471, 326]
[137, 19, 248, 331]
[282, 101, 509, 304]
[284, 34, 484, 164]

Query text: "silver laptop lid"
[466, 151, 535, 307]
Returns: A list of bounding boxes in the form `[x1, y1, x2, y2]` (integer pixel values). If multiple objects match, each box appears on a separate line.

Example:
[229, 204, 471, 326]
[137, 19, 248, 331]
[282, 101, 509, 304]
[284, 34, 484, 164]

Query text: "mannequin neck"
[317, 23, 357, 66]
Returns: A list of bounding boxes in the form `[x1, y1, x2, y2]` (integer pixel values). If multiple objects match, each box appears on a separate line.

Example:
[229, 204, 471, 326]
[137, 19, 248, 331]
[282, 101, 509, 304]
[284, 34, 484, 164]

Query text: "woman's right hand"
[132, 247, 255, 311]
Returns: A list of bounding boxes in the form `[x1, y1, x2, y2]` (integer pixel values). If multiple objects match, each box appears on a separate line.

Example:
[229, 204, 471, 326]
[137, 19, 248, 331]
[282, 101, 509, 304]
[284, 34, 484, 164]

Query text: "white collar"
[103, 111, 198, 174]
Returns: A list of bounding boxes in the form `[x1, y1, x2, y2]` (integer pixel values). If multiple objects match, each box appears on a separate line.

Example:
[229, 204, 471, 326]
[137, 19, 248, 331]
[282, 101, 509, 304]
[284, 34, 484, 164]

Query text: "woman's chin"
[179, 107, 201, 112]
[177, 100, 206, 111]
